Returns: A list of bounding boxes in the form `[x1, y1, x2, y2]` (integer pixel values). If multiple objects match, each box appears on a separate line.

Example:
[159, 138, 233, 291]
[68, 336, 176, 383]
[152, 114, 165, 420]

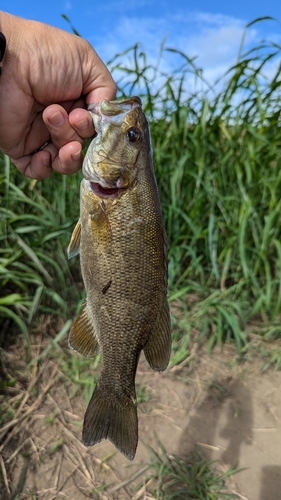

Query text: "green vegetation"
[2, 21, 281, 357]
[0, 155, 81, 348]
[145, 441, 239, 499]
[109, 22, 281, 354]
[1, 18, 281, 499]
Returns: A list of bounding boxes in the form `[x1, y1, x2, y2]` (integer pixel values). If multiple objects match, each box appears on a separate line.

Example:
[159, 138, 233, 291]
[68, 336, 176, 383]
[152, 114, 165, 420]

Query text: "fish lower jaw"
[90, 181, 123, 198]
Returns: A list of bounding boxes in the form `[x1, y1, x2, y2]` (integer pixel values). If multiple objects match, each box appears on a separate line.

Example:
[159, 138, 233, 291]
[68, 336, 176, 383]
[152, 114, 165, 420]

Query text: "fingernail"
[42, 157, 51, 167]
[76, 119, 89, 130]
[71, 149, 82, 161]
[49, 111, 64, 127]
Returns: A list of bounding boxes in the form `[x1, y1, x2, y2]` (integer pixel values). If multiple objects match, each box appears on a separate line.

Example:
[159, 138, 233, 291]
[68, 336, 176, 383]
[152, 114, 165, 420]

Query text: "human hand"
[0, 11, 116, 179]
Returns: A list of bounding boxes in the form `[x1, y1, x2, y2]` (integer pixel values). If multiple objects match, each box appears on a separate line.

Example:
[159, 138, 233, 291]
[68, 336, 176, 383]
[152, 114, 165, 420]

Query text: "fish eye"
[127, 127, 141, 142]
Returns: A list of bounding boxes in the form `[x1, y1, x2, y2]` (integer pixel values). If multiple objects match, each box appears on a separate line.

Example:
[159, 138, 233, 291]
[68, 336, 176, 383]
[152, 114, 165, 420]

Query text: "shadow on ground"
[177, 374, 281, 500]
[178, 377, 253, 464]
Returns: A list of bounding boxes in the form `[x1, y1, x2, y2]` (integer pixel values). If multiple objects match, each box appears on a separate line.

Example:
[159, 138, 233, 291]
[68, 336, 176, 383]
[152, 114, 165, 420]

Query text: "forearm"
[0, 11, 17, 64]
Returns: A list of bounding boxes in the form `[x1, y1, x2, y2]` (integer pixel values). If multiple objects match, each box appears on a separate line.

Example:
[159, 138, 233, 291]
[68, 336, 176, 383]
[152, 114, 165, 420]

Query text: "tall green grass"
[1, 19, 281, 353]
[107, 23, 281, 351]
[0, 156, 81, 344]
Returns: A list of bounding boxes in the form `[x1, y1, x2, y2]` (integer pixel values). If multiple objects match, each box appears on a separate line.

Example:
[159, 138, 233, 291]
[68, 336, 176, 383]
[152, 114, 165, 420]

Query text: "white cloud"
[86, 9, 281, 98]
[193, 12, 243, 27]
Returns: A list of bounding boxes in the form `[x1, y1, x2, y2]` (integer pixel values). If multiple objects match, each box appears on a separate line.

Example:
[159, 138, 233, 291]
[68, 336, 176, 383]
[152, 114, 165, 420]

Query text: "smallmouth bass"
[68, 96, 171, 460]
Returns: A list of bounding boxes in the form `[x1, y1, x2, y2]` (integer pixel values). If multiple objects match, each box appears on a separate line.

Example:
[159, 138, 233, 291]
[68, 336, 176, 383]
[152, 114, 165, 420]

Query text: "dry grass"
[0, 326, 245, 500]
[0, 330, 121, 499]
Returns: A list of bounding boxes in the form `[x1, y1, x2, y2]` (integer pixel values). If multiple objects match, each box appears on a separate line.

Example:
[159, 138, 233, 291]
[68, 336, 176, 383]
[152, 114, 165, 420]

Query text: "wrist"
[0, 11, 11, 42]
[0, 32, 6, 74]
[0, 12, 12, 76]
[0, 11, 22, 67]
[0, 12, 8, 75]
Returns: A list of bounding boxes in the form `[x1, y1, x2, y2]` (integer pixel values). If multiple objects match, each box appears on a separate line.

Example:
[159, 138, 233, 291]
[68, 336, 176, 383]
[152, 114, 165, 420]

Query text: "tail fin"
[82, 385, 138, 461]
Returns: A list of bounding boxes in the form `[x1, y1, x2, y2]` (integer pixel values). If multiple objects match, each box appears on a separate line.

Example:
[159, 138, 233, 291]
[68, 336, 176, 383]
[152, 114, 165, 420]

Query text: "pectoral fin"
[67, 220, 81, 258]
[69, 302, 98, 357]
[144, 298, 171, 371]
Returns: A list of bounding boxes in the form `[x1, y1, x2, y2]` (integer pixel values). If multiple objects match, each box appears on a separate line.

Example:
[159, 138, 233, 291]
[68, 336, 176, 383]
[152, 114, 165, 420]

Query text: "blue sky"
[2, 1, 281, 90]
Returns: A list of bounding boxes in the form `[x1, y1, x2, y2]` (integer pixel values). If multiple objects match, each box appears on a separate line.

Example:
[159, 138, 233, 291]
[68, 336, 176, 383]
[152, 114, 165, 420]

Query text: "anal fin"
[69, 302, 98, 357]
[144, 298, 171, 371]
[67, 220, 81, 258]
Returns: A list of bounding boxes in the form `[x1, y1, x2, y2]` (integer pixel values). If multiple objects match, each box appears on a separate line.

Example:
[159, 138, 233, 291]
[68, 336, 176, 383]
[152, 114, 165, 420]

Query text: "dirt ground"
[1, 333, 281, 500]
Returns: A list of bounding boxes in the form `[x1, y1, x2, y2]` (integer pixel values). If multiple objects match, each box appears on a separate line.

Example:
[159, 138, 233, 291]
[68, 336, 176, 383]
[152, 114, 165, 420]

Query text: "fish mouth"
[88, 97, 142, 122]
[90, 182, 122, 198]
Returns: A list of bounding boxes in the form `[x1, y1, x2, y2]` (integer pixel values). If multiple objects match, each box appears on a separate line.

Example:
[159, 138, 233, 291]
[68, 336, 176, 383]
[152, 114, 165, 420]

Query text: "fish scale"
[67, 96, 171, 460]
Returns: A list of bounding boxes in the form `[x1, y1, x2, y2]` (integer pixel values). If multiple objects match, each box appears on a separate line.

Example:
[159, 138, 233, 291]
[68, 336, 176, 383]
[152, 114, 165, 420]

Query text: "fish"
[67, 96, 171, 461]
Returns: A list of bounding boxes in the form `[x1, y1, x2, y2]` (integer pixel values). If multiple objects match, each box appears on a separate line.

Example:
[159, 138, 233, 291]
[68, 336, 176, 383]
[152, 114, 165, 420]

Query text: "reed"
[1, 20, 281, 354]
